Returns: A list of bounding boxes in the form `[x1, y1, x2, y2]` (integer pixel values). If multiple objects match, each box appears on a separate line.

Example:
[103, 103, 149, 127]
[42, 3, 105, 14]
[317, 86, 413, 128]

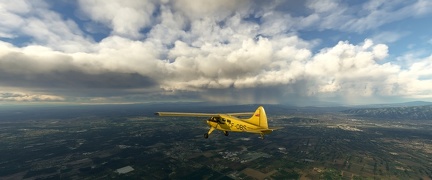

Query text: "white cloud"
[0, 0, 94, 52]
[305, 39, 400, 100]
[412, 0, 432, 16]
[160, 34, 313, 92]
[0, 0, 30, 38]
[0, 0, 32, 14]
[146, 5, 188, 46]
[306, 0, 340, 13]
[78, 0, 156, 39]
[304, 0, 432, 32]
[372, 31, 407, 44]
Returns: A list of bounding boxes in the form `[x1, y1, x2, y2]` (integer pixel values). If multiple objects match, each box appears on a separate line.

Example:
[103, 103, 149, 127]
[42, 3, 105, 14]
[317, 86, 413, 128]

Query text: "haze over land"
[1, 0, 432, 105]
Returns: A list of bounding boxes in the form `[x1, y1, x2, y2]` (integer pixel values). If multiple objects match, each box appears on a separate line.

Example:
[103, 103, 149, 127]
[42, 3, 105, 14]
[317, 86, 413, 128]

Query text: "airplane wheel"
[204, 133, 209, 139]
[224, 131, 229, 136]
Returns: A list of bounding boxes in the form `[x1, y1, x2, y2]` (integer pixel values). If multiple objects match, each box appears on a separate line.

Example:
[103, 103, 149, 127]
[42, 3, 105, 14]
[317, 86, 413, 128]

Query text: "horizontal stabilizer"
[269, 127, 284, 130]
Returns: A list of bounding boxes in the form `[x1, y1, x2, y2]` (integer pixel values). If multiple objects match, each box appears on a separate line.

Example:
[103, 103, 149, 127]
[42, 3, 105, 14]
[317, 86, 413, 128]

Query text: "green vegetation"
[322, 169, 342, 180]
[272, 169, 300, 179]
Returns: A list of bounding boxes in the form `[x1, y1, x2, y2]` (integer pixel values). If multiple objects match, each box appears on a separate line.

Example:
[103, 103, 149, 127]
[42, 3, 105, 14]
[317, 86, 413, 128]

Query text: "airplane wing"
[225, 112, 254, 117]
[155, 112, 219, 117]
[155, 112, 254, 117]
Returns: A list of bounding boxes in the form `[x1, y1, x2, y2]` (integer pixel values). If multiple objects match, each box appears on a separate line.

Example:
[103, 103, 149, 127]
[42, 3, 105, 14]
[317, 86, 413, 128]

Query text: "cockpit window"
[208, 117, 221, 122]
[208, 117, 225, 124]
[219, 118, 226, 124]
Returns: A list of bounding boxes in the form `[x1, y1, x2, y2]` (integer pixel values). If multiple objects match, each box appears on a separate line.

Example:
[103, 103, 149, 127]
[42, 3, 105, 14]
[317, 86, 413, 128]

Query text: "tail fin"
[248, 106, 268, 128]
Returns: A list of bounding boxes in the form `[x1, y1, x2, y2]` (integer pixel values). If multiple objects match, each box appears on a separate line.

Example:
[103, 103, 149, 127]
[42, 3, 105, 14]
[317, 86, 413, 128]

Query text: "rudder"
[247, 106, 268, 128]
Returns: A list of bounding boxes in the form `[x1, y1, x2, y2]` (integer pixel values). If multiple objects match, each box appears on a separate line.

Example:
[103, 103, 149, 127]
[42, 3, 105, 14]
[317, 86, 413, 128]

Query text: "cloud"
[306, 0, 341, 13]
[158, 36, 419, 104]
[305, 39, 398, 100]
[160, 35, 312, 91]
[0, 0, 94, 52]
[303, 0, 432, 32]
[398, 55, 432, 97]
[1, 0, 432, 104]
[0, 1, 30, 38]
[0, 92, 65, 102]
[172, 0, 251, 21]
[372, 31, 408, 44]
[78, 0, 157, 39]
[0, 41, 157, 90]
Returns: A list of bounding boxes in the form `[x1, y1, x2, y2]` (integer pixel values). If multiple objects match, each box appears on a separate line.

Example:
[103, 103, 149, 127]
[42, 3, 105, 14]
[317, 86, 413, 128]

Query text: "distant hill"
[353, 101, 432, 108]
[342, 105, 432, 120]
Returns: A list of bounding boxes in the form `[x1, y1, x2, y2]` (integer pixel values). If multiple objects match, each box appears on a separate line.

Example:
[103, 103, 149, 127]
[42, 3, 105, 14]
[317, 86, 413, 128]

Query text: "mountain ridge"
[342, 105, 432, 120]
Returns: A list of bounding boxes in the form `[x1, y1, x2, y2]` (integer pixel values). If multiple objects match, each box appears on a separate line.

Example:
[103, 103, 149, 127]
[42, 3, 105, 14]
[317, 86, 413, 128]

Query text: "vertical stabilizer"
[248, 106, 268, 128]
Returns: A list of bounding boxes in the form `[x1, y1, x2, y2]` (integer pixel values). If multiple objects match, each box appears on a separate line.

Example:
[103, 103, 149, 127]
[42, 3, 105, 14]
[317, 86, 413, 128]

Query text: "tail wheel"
[204, 133, 209, 139]
[224, 131, 229, 136]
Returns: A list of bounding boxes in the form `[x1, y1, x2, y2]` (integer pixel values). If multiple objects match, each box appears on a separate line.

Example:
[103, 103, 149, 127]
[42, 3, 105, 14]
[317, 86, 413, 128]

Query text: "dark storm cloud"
[0, 51, 157, 89]
[0, 70, 156, 89]
[195, 80, 317, 104]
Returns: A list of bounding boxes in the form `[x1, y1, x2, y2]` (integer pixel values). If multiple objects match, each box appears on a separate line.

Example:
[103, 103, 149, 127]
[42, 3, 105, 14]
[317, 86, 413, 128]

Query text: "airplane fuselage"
[206, 115, 270, 134]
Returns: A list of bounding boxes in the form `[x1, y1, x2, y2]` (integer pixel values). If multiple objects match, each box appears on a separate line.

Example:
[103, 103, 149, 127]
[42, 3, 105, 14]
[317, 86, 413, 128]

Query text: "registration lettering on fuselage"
[227, 121, 247, 131]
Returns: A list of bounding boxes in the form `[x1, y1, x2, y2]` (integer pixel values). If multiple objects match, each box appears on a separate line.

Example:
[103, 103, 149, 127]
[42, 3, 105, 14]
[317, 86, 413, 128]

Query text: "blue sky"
[1, 0, 432, 106]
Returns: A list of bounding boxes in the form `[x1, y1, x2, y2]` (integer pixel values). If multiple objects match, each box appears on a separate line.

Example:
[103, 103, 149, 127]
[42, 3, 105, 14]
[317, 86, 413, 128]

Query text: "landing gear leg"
[204, 127, 215, 139]
[223, 131, 229, 136]
[260, 133, 265, 140]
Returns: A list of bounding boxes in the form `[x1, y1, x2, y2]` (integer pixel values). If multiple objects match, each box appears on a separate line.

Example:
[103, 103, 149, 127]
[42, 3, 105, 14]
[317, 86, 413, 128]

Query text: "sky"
[1, 0, 432, 106]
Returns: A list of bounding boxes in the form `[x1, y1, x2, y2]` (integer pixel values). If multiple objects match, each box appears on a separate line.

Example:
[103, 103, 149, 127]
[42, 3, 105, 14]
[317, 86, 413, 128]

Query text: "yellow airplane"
[155, 106, 281, 139]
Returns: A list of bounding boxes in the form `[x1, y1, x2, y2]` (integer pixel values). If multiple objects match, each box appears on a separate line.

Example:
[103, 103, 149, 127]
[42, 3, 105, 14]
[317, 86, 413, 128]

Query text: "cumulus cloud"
[397, 55, 432, 98]
[78, 0, 157, 39]
[305, 40, 398, 97]
[0, 0, 431, 104]
[161, 35, 312, 91]
[172, 0, 251, 21]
